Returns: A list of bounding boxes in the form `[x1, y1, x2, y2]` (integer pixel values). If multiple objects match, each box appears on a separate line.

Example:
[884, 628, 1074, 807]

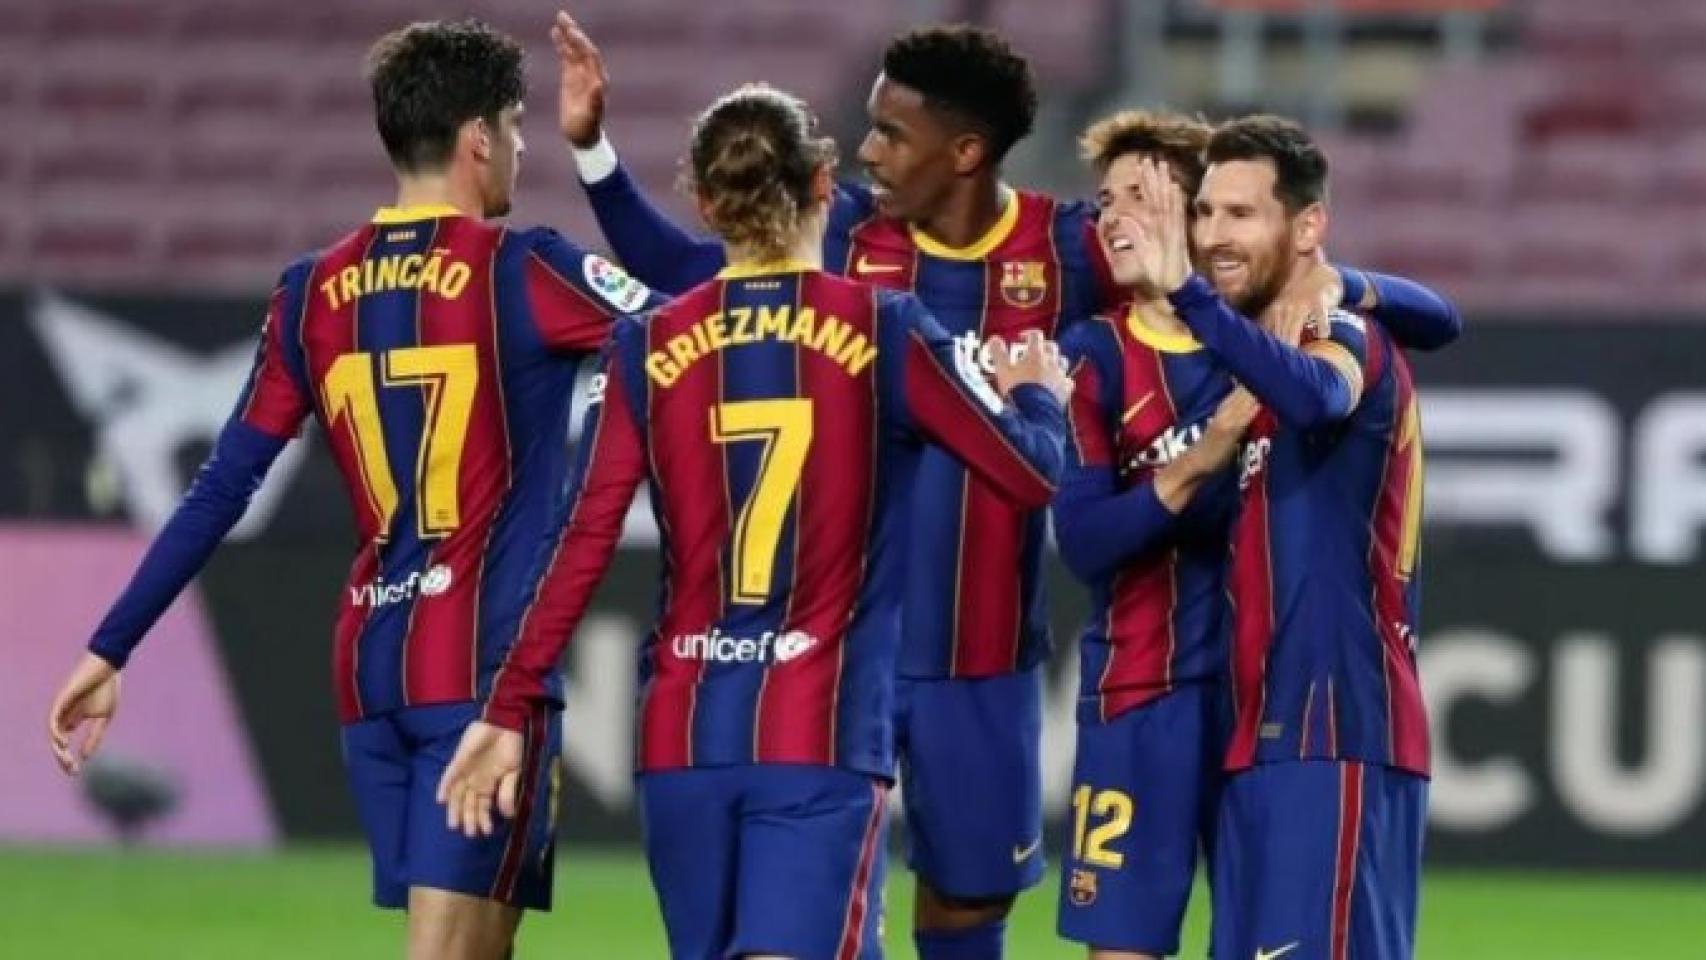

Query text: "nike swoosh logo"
[1011, 837, 1042, 863]
[1121, 391, 1157, 423]
[1255, 943, 1301, 960]
[855, 255, 904, 275]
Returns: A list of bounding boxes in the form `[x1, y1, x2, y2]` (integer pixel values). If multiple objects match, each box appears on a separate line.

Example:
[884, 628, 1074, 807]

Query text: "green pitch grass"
[0, 845, 1697, 958]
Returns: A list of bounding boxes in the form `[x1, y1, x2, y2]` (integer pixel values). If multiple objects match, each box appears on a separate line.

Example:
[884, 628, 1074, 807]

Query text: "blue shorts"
[1057, 682, 1225, 955]
[894, 668, 1044, 898]
[341, 701, 562, 911]
[1212, 760, 1427, 960]
[639, 765, 889, 960]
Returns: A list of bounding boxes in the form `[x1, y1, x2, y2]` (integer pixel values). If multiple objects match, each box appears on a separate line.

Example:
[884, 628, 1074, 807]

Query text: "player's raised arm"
[1122, 156, 1361, 429]
[551, 10, 724, 293]
[1050, 325, 1252, 584]
[888, 296, 1068, 507]
[48, 274, 311, 775]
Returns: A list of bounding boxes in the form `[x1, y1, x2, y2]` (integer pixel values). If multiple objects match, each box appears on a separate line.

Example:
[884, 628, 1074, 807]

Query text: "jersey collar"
[1124, 302, 1202, 354]
[717, 259, 816, 279]
[370, 204, 467, 224]
[907, 186, 1020, 261]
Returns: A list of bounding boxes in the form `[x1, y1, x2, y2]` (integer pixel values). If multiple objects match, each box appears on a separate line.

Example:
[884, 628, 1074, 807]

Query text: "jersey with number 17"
[233, 206, 659, 725]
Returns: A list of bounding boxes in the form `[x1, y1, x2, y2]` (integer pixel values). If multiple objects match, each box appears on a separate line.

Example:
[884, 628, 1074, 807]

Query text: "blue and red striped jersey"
[1219, 311, 1430, 775]
[1055, 308, 1238, 725]
[484, 265, 1067, 775]
[826, 185, 1105, 677]
[230, 205, 659, 725]
[586, 173, 1108, 678]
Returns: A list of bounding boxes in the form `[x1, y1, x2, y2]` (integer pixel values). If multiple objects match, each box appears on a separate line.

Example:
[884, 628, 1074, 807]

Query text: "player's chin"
[869, 188, 903, 219]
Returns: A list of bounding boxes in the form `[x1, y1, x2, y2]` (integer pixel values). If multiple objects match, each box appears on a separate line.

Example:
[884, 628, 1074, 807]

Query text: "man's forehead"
[869, 73, 924, 110]
[1203, 158, 1277, 196]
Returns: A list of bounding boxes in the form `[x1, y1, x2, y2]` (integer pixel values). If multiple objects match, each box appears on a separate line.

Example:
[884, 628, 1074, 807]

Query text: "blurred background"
[1, 0, 1701, 956]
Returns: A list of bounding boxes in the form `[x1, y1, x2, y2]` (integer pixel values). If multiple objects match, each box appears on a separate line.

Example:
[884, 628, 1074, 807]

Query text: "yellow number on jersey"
[1397, 395, 1423, 580]
[709, 398, 814, 604]
[1071, 785, 1134, 869]
[322, 345, 479, 539]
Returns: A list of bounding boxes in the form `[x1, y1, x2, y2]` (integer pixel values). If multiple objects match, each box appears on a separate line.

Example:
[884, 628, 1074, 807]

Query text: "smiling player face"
[1192, 158, 1301, 317]
[856, 74, 960, 224]
[1098, 151, 1194, 302]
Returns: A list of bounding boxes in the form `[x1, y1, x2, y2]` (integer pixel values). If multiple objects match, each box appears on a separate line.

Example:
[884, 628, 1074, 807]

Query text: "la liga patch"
[583, 254, 652, 313]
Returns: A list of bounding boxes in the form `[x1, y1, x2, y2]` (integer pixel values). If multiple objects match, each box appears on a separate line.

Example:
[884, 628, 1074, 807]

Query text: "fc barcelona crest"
[999, 260, 1048, 308]
[1068, 868, 1098, 906]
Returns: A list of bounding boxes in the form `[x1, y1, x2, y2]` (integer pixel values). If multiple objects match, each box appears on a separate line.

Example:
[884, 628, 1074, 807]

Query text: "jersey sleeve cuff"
[86, 642, 129, 671]
[572, 133, 620, 185]
[480, 696, 532, 734]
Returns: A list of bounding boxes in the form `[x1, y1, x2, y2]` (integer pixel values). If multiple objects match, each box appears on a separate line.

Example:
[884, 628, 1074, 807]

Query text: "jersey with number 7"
[481, 265, 1068, 775]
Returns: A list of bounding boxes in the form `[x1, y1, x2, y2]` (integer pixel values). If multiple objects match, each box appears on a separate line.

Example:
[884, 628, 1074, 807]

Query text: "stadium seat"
[44, 1, 164, 44]
[1510, 136, 1657, 206]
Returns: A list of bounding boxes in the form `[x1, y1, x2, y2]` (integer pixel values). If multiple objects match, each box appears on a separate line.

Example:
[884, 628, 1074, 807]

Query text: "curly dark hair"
[683, 84, 838, 261]
[1204, 114, 1330, 213]
[881, 24, 1037, 163]
[1079, 110, 1213, 200]
[365, 19, 526, 172]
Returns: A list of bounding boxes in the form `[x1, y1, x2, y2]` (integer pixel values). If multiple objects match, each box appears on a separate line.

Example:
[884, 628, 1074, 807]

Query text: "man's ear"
[466, 118, 493, 163]
[1293, 201, 1327, 256]
[811, 163, 834, 206]
[950, 131, 989, 177]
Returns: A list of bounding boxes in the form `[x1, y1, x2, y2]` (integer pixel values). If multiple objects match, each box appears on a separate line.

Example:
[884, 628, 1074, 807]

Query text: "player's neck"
[724, 236, 823, 272]
[392, 171, 483, 220]
[914, 177, 1008, 251]
[1133, 298, 1189, 338]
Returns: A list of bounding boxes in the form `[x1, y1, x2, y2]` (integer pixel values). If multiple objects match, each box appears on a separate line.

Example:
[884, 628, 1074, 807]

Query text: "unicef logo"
[773, 630, 817, 663]
[420, 564, 454, 597]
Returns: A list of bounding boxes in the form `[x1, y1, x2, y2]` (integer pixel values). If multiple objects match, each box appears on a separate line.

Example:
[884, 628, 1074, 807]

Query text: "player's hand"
[437, 720, 526, 839]
[1131, 157, 1193, 294]
[1293, 255, 1345, 314]
[989, 330, 1072, 407]
[1265, 261, 1337, 344]
[47, 653, 120, 776]
[1209, 386, 1260, 439]
[551, 10, 608, 148]
[1262, 299, 1320, 348]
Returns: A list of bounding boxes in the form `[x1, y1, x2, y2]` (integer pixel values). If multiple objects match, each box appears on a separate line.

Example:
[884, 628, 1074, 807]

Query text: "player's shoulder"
[512, 225, 656, 315]
[869, 285, 926, 326]
[831, 179, 877, 224]
[274, 250, 321, 291]
[1326, 307, 1368, 336]
[1060, 311, 1120, 358]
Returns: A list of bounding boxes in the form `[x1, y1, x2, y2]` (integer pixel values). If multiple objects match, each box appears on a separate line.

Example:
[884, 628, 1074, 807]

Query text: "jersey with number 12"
[235, 206, 657, 723]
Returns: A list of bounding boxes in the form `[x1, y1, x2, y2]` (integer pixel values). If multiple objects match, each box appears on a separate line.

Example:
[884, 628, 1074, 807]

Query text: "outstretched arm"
[552, 10, 724, 292]
[1123, 157, 1363, 430]
[481, 349, 646, 733]
[1052, 335, 1254, 582]
[444, 345, 646, 838]
[51, 284, 309, 775]
[898, 308, 1069, 508]
[1169, 277, 1361, 430]
[1338, 266, 1462, 351]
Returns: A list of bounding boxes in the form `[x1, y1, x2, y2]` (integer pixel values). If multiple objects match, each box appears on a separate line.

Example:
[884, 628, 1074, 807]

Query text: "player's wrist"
[478, 697, 531, 734]
[571, 132, 619, 184]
